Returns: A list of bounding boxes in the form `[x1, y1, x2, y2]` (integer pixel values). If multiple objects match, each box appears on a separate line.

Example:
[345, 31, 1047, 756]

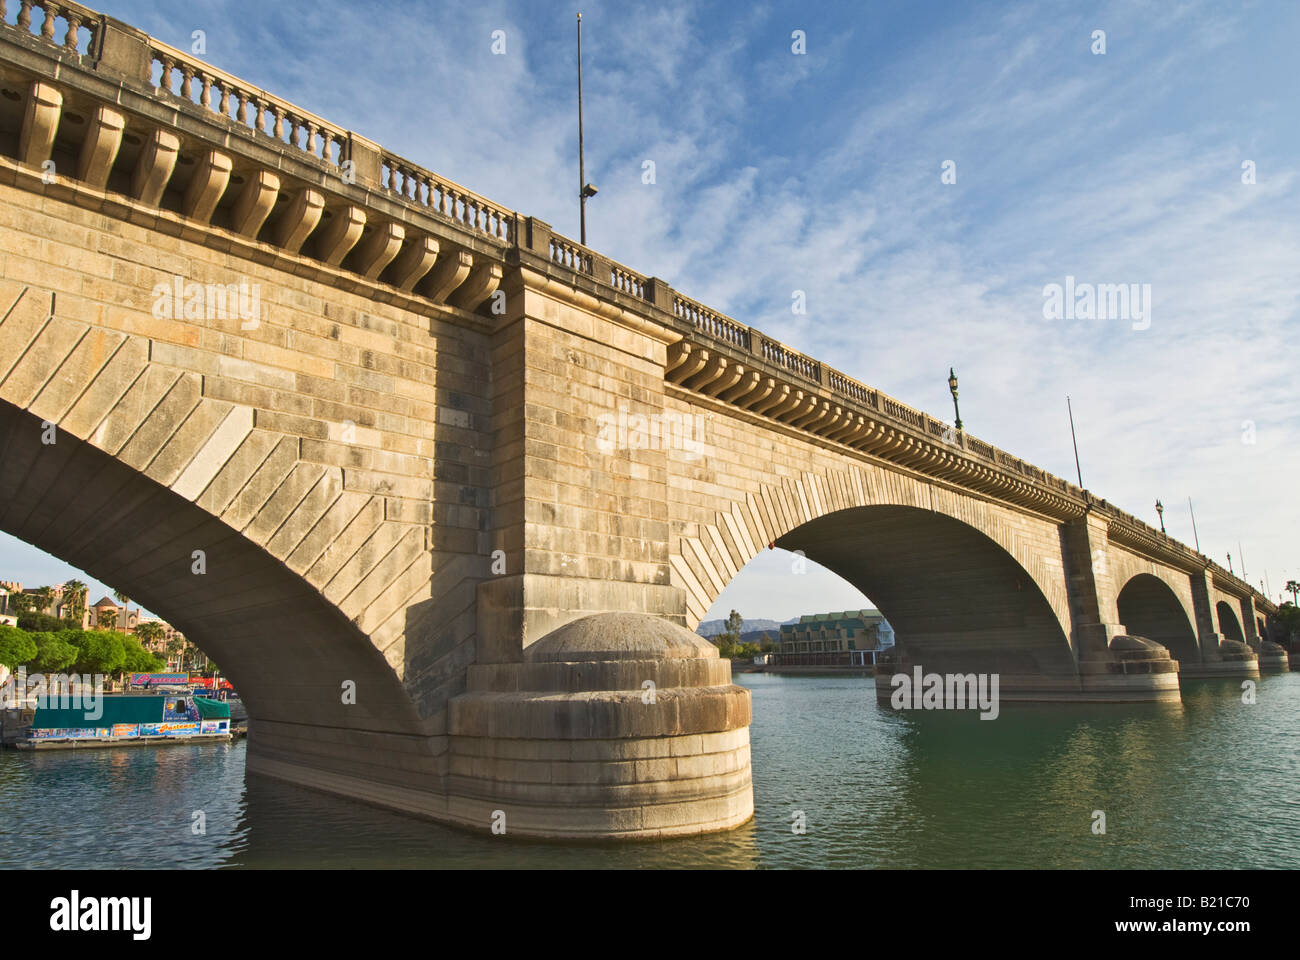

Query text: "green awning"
[193, 696, 230, 719]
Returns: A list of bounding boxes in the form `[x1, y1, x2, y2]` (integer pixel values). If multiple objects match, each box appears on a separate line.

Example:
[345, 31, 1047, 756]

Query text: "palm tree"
[165, 637, 184, 671]
[1286, 580, 1299, 606]
[33, 585, 55, 615]
[62, 579, 87, 625]
[113, 590, 131, 633]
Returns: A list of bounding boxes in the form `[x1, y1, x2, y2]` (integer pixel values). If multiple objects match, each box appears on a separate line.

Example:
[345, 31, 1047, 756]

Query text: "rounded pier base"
[446, 613, 754, 839]
[1257, 641, 1290, 672]
[873, 635, 1182, 705]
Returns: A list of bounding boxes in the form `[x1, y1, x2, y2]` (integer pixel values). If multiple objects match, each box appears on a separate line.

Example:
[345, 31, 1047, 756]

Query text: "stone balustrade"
[760, 337, 820, 384]
[673, 295, 750, 350]
[149, 39, 348, 168]
[4, 0, 97, 54]
[381, 152, 513, 242]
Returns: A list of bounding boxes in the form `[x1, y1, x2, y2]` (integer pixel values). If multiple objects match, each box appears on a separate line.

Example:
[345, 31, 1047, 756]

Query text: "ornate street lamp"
[1155, 499, 1165, 534]
[948, 368, 962, 430]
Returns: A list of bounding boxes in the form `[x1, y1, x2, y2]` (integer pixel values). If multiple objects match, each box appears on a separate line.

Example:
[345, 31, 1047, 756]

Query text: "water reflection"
[2, 672, 1296, 869]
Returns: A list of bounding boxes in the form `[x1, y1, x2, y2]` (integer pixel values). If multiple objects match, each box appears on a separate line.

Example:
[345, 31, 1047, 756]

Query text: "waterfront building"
[0, 580, 187, 659]
[777, 610, 896, 666]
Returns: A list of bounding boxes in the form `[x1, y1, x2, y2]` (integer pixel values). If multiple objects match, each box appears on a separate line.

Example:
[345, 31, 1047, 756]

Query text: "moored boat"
[16, 694, 232, 750]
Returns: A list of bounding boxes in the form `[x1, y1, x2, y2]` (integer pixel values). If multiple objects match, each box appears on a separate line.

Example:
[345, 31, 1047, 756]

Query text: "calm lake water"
[2, 671, 1297, 869]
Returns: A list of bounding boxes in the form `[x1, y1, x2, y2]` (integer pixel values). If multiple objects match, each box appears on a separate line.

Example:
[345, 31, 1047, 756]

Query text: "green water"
[2, 671, 1296, 868]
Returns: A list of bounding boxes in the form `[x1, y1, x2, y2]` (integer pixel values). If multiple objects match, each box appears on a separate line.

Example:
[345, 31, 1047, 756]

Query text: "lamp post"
[1155, 499, 1165, 534]
[947, 368, 962, 431]
[576, 13, 598, 245]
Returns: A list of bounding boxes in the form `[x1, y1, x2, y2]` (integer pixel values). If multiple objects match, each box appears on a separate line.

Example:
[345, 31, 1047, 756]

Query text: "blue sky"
[3, 0, 1298, 623]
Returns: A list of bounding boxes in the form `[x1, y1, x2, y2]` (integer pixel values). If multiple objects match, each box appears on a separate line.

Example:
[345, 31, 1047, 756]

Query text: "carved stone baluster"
[304, 120, 317, 155]
[255, 99, 268, 133]
[17, 1, 33, 33]
[272, 107, 285, 141]
[63, 9, 81, 50]
[217, 81, 230, 117]
[159, 55, 174, 93]
[198, 72, 212, 109]
[180, 64, 195, 101]
[236, 91, 249, 125]
[41, 2, 58, 41]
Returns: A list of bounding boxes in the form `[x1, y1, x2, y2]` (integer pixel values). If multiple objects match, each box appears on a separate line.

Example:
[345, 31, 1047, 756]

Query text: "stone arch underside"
[1216, 601, 1245, 643]
[0, 398, 428, 743]
[1116, 573, 1200, 664]
[774, 505, 1076, 678]
[670, 465, 1073, 664]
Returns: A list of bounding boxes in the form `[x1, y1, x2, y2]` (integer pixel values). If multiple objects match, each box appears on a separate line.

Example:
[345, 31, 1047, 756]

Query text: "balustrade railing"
[881, 395, 924, 429]
[148, 39, 347, 168]
[610, 264, 646, 299]
[761, 338, 820, 384]
[3, 0, 97, 55]
[549, 234, 594, 275]
[675, 296, 750, 350]
[828, 369, 876, 407]
[381, 154, 513, 242]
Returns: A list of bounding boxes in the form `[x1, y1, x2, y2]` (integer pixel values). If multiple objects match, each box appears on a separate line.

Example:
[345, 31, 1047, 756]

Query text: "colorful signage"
[130, 673, 188, 687]
[187, 677, 234, 690]
[200, 720, 228, 734]
[111, 723, 140, 738]
[155, 721, 200, 735]
[31, 727, 111, 739]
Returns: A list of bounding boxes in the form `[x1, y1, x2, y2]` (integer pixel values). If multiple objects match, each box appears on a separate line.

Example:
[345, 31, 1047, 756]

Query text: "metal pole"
[1188, 496, 1200, 552]
[577, 13, 586, 245]
[1238, 542, 1246, 578]
[1066, 397, 1083, 488]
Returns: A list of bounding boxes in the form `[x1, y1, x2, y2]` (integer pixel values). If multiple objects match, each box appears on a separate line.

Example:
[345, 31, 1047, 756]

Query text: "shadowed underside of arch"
[0, 399, 427, 747]
[774, 505, 1076, 680]
[1116, 574, 1200, 664]
[1216, 601, 1245, 643]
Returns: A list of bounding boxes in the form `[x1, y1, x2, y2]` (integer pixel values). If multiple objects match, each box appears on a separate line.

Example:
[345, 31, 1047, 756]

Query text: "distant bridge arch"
[1115, 573, 1199, 664]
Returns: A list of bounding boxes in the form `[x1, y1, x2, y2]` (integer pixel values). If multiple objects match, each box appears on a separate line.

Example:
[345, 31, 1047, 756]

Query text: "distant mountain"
[696, 618, 796, 638]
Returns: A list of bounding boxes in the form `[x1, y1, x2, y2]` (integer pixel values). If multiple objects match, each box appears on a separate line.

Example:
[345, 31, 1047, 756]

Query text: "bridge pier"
[446, 613, 753, 838]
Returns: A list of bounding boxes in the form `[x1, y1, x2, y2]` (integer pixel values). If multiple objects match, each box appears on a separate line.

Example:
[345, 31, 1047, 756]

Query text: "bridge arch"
[677, 481, 1075, 679]
[673, 466, 1072, 646]
[1115, 573, 1199, 664]
[0, 387, 431, 775]
[1216, 601, 1246, 643]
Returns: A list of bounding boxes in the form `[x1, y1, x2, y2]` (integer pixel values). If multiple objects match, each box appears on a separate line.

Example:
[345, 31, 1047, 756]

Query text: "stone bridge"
[0, 4, 1285, 838]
